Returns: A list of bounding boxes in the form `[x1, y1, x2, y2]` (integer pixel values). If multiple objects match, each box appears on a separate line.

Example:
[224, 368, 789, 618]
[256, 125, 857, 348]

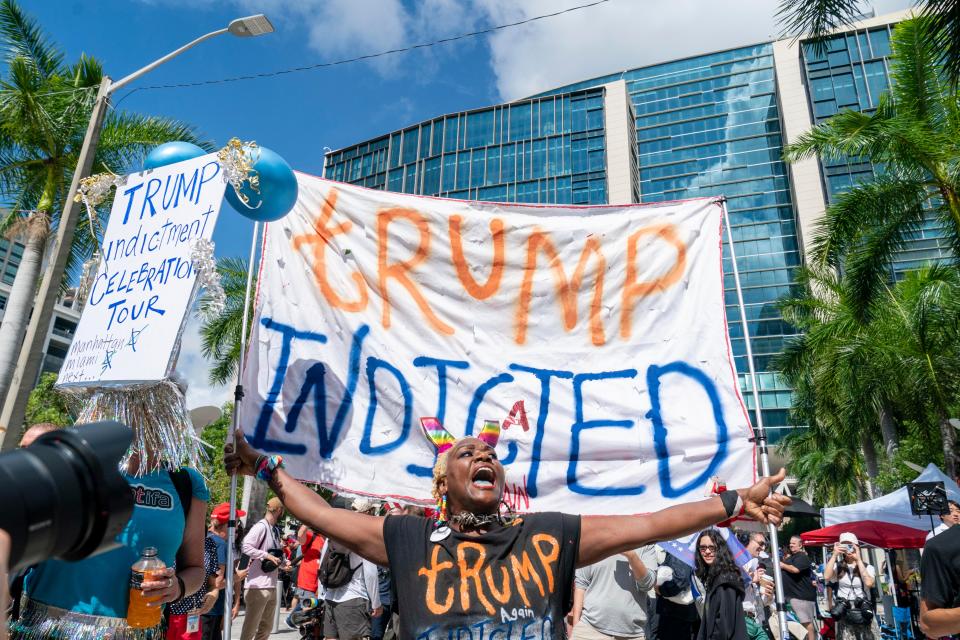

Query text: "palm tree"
[198, 256, 262, 522]
[199, 257, 257, 386]
[778, 0, 960, 84]
[871, 265, 960, 477]
[775, 266, 897, 499]
[779, 423, 869, 506]
[782, 17, 960, 319]
[777, 264, 960, 488]
[0, 0, 213, 402]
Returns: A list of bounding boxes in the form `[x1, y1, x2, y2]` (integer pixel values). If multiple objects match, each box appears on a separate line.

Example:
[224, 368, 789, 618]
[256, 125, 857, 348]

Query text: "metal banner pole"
[721, 200, 790, 640]
[224, 220, 261, 640]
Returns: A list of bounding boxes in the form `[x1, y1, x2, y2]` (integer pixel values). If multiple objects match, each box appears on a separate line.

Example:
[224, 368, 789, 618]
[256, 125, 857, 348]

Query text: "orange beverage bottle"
[127, 546, 166, 629]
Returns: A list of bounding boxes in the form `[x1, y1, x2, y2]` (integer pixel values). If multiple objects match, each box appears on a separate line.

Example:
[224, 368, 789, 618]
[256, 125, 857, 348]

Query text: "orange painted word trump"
[291, 188, 688, 346]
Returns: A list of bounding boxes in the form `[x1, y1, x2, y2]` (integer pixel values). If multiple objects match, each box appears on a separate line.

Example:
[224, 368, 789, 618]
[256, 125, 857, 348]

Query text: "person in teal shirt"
[13, 452, 209, 639]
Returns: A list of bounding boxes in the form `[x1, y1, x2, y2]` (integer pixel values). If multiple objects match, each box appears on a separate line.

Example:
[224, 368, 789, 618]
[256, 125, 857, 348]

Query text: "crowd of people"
[2, 418, 959, 640]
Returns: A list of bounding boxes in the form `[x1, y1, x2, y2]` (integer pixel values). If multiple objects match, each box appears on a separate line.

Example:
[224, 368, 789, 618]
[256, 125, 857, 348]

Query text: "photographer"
[823, 533, 876, 640]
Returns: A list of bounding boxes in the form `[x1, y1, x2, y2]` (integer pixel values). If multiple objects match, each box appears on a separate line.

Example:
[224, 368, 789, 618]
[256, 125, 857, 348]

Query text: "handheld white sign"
[57, 153, 225, 387]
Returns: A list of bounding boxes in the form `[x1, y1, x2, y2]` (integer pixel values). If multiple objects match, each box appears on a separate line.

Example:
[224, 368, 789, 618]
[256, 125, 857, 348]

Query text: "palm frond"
[843, 197, 929, 319]
[809, 174, 929, 269]
[920, 0, 960, 86]
[95, 112, 214, 176]
[0, 0, 62, 79]
[776, 0, 863, 50]
[783, 108, 883, 163]
[199, 257, 256, 386]
[68, 53, 101, 90]
[888, 16, 953, 135]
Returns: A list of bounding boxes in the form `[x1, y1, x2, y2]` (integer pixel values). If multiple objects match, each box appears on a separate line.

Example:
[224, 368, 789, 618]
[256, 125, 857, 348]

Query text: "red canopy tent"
[800, 520, 927, 549]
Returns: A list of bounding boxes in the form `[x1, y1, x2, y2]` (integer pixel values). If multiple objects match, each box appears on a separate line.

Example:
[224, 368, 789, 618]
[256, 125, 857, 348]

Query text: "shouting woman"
[225, 419, 788, 640]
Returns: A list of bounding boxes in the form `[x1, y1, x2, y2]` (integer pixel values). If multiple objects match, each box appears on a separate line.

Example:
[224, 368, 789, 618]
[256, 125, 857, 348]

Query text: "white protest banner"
[240, 176, 755, 514]
[58, 153, 225, 387]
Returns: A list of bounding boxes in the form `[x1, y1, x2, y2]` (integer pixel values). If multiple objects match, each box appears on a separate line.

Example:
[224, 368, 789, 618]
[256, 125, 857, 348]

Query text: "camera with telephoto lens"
[830, 599, 850, 620]
[0, 421, 134, 571]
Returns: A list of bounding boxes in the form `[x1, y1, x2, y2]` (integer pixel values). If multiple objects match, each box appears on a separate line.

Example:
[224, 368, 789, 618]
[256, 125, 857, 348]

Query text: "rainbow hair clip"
[419, 417, 502, 453]
[478, 419, 501, 448]
[420, 417, 456, 454]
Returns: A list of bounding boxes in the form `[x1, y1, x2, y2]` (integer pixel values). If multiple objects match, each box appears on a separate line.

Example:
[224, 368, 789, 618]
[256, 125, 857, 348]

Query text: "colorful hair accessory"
[478, 419, 501, 448]
[420, 417, 456, 454]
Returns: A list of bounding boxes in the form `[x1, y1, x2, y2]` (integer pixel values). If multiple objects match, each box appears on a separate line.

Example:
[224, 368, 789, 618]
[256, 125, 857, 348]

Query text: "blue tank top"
[24, 468, 208, 617]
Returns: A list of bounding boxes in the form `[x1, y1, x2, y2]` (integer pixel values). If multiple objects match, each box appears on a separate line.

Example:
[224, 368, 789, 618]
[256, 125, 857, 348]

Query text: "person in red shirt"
[286, 525, 325, 629]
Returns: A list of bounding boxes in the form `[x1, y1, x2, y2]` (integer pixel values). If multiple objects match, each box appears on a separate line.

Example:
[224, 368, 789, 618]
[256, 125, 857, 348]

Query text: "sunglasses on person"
[698, 544, 717, 554]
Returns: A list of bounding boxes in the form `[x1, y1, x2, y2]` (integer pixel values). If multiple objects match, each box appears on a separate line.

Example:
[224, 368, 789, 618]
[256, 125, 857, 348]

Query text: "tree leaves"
[199, 257, 256, 386]
[776, 265, 960, 503]
[0, 0, 62, 80]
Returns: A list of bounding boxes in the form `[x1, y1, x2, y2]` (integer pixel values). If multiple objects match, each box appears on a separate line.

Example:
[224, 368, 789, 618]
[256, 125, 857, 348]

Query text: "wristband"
[175, 575, 185, 601]
[719, 489, 744, 518]
[255, 455, 284, 482]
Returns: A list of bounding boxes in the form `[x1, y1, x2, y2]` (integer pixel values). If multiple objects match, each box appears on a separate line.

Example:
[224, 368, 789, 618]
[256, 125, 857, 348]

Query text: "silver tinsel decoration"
[76, 251, 101, 305]
[74, 172, 124, 240]
[192, 238, 225, 319]
[75, 172, 124, 209]
[12, 597, 162, 639]
[68, 380, 202, 476]
[218, 137, 261, 209]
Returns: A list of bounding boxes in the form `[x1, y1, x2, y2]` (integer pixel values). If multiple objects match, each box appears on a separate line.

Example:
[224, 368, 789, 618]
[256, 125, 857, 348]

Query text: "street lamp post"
[0, 14, 274, 450]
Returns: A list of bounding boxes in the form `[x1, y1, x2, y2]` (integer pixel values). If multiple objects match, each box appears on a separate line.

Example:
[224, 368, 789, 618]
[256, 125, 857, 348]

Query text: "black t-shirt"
[781, 552, 816, 601]
[921, 524, 960, 609]
[384, 512, 581, 640]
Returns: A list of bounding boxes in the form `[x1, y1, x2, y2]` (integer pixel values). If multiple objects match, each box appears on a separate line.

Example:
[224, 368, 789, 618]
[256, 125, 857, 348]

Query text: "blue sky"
[21, 0, 911, 406]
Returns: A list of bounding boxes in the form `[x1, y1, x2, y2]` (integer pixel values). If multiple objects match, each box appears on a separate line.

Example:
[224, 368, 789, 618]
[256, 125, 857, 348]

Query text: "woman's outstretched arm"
[577, 469, 789, 567]
[224, 430, 388, 565]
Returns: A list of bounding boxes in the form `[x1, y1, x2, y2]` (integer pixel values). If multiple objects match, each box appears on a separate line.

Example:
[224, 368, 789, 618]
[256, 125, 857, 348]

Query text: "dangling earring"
[430, 493, 451, 542]
[435, 493, 448, 528]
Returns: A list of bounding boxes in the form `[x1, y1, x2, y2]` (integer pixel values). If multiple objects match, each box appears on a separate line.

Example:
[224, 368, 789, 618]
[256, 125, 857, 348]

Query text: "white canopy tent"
[824, 464, 960, 530]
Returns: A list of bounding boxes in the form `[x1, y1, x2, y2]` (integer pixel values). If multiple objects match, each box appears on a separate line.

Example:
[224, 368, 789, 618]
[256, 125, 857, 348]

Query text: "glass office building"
[799, 23, 952, 272]
[325, 9, 919, 442]
[323, 85, 630, 206]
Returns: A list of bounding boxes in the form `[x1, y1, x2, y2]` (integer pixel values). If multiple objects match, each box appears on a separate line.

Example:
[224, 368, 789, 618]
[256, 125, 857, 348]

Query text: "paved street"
[227, 608, 301, 638]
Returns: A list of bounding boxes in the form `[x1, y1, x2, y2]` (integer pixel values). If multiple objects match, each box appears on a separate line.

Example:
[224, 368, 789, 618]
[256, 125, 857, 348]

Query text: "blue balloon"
[143, 141, 206, 170]
[224, 146, 298, 222]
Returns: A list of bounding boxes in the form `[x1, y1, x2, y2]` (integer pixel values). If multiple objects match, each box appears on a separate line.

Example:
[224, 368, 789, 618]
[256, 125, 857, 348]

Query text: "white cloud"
[176, 317, 231, 410]
[259, 0, 410, 73]
[227, 0, 477, 75]
[143, 0, 913, 103]
[473, 0, 915, 101]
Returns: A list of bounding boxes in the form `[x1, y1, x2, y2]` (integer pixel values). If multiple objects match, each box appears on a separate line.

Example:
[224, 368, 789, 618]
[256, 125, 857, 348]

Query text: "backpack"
[319, 541, 358, 589]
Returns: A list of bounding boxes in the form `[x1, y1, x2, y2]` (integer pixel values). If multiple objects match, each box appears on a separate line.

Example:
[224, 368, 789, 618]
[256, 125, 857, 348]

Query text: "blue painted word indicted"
[248, 318, 732, 500]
